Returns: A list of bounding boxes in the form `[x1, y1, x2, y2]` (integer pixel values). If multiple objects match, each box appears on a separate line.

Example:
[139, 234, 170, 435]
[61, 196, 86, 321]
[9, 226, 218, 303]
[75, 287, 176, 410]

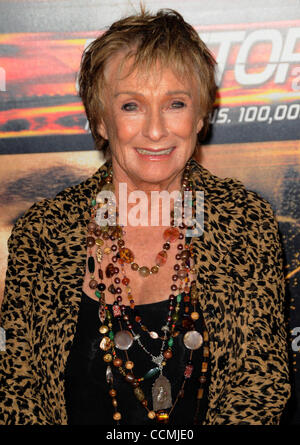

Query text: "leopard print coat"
[0, 159, 291, 425]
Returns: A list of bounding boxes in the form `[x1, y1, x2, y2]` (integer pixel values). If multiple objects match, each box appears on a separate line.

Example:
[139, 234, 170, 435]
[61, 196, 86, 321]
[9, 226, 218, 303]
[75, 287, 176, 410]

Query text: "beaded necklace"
[85, 161, 209, 424]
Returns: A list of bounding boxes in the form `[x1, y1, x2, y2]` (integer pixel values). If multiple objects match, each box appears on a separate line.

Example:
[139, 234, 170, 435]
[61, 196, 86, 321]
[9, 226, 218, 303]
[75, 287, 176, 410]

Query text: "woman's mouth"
[135, 147, 175, 157]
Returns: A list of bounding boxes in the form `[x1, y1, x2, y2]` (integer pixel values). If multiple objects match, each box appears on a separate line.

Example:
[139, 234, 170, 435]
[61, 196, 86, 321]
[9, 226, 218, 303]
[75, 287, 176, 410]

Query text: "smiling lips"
[135, 147, 175, 156]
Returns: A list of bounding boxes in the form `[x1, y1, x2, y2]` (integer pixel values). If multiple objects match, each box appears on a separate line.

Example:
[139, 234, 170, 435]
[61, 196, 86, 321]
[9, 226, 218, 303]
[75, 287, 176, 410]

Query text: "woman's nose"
[142, 108, 168, 141]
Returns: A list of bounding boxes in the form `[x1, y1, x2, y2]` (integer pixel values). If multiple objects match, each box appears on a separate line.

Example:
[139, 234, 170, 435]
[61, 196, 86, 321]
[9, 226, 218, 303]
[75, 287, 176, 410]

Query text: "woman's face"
[98, 52, 203, 189]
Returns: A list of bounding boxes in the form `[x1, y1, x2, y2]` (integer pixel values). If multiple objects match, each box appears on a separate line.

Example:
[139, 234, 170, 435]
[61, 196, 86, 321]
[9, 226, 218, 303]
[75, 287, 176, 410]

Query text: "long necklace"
[86, 162, 209, 423]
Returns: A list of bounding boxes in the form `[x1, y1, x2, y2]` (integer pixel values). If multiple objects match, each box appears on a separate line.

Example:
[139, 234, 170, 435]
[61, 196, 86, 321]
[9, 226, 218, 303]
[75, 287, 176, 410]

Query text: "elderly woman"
[0, 9, 290, 425]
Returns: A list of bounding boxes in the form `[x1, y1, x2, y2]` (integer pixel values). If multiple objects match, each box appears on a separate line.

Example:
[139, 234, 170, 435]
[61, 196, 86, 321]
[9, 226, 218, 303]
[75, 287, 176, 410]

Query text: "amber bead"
[197, 388, 204, 399]
[203, 331, 209, 341]
[99, 337, 111, 351]
[203, 346, 209, 357]
[103, 353, 112, 363]
[89, 279, 98, 289]
[113, 412, 121, 421]
[156, 250, 167, 266]
[134, 387, 145, 401]
[113, 358, 123, 367]
[125, 361, 134, 370]
[99, 325, 109, 334]
[95, 238, 104, 247]
[112, 398, 118, 407]
[148, 411, 156, 419]
[87, 221, 97, 232]
[177, 269, 187, 279]
[141, 400, 148, 407]
[94, 227, 102, 237]
[119, 247, 134, 263]
[105, 263, 115, 278]
[180, 250, 190, 260]
[202, 362, 208, 373]
[151, 266, 159, 274]
[163, 227, 180, 242]
[156, 410, 169, 423]
[190, 311, 200, 321]
[139, 266, 150, 277]
[125, 373, 135, 383]
[109, 389, 117, 397]
[131, 262, 139, 271]
[87, 236, 95, 247]
[122, 277, 130, 286]
[163, 349, 172, 359]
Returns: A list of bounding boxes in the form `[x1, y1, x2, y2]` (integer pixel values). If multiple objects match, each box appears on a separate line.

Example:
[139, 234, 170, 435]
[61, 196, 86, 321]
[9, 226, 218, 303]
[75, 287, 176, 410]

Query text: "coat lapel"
[188, 160, 247, 397]
[52, 162, 111, 314]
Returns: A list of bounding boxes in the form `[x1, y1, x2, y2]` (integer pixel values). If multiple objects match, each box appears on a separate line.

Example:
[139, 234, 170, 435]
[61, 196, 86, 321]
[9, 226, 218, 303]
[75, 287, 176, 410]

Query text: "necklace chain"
[86, 161, 209, 424]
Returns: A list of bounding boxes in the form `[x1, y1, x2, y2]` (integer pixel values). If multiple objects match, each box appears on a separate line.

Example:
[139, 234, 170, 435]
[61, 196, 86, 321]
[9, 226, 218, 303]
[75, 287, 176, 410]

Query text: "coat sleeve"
[0, 201, 51, 424]
[214, 196, 291, 425]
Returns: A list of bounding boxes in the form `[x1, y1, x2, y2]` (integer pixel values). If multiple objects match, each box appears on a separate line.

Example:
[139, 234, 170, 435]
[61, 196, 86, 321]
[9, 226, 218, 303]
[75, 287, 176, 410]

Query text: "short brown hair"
[78, 8, 217, 156]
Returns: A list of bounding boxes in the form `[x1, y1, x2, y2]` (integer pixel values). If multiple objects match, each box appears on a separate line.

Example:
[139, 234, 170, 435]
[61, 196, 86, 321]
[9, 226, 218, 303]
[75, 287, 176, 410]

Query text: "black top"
[64, 291, 210, 425]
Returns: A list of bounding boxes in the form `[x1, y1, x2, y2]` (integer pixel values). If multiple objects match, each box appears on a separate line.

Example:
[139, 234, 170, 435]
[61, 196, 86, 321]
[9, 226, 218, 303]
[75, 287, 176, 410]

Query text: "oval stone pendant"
[114, 330, 133, 350]
[183, 330, 203, 350]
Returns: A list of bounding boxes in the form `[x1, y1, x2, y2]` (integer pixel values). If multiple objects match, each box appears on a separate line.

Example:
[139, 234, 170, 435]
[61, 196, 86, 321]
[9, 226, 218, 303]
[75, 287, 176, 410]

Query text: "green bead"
[144, 367, 160, 380]
[95, 290, 101, 299]
[109, 331, 114, 340]
[106, 310, 112, 320]
[168, 338, 174, 347]
[172, 313, 179, 322]
[88, 256, 95, 274]
[91, 198, 96, 207]
[176, 294, 182, 303]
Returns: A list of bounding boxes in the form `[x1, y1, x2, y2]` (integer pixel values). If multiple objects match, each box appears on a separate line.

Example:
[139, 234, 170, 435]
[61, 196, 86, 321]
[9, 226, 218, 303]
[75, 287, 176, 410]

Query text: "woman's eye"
[170, 101, 185, 109]
[121, 102, 138, 111]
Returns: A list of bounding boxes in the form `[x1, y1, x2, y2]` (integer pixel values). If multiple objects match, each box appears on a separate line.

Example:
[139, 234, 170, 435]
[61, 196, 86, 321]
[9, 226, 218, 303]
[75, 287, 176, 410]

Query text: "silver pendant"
[152, 375, 172, 411]
[151, 353, 164, 367]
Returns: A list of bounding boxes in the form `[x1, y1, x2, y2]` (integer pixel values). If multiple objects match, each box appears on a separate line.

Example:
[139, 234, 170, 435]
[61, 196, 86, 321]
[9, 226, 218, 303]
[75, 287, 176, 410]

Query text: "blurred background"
[0, 0, 299, 424]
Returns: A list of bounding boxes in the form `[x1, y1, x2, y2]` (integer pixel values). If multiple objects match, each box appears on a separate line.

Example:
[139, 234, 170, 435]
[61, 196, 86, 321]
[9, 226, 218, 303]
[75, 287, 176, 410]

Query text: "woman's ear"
[196, 118, 204, 133]
[98, 119, 108, 140]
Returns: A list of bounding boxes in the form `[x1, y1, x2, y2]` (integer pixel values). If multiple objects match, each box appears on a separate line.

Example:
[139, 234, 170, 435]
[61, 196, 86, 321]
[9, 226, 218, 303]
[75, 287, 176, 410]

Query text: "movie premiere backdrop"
[0, 0, 299, 424]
